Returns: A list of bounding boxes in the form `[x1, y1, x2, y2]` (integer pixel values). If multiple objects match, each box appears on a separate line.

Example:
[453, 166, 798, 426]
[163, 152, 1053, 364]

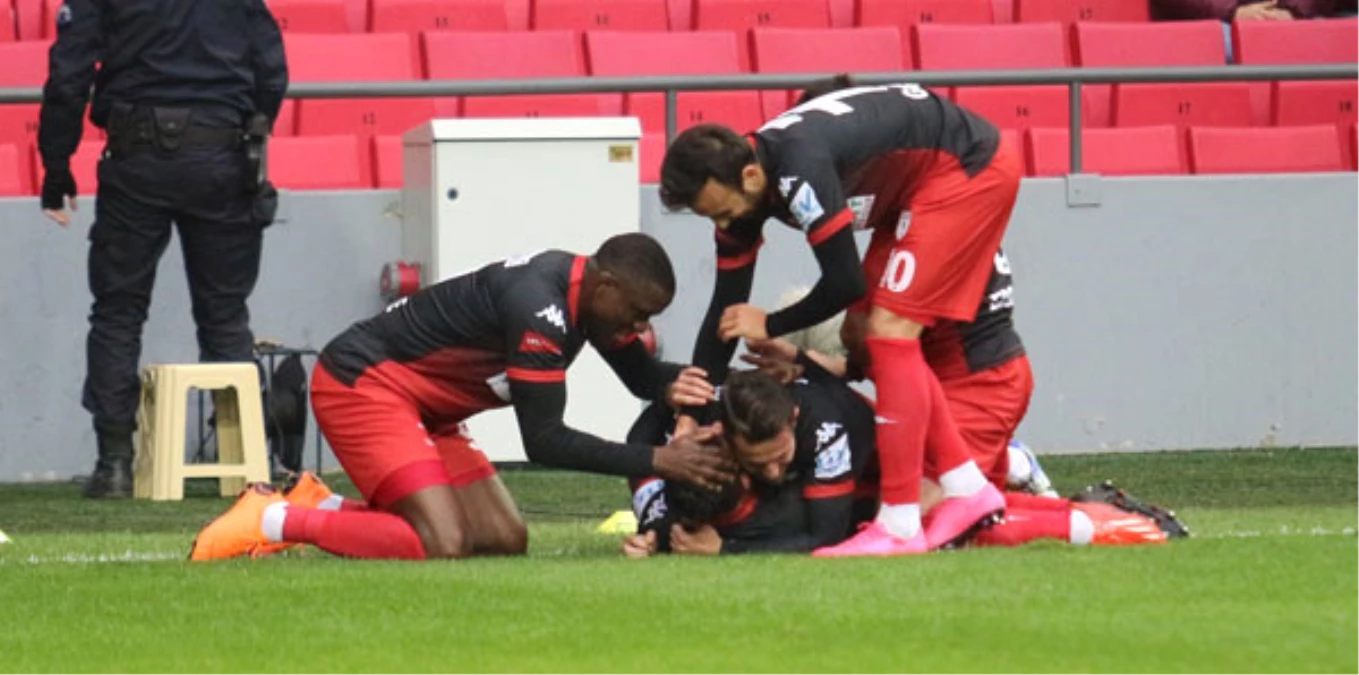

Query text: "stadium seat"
[693, 0, 831, 70]
[424, 31, 607, 119]
[1188, 125, 1345, 174]
[0, 144, 28, 196]
[370, 0, 509, 33]
[639, 133, 666, 183]
[587, 31, 754, 131]
[1232, 19, 1359, 125]
[0, 41, 52, 87]
[62, 141, 102, 195]
[1014, 0, 1147, 24]
[506, 0, 530, 28]
[1074, 21, 1226, 127]
[1350, 123, 1358, 171]
[752, 27, 904, 117]
[267, 0, 349, 33]
[15, 0, 42, 40]
[272, 100, 297, 137]
[0, 105, 40, 152]
[668, 0, 692, 29]
[269, 135, 369, 189]
[857, 0, 993, 66]
[992, 0, 1012, 22]
[955, 86, 1070, 132]
[1113, 82, 1253, 130]
[287, 34, 434, 140]
[916, 23, 1068, 129]
[532, 0, 669, 30]
[373, 135, 404, 188]
[1028, 126, 1185, 176]
[1, 1, 15, 41]
[996, 128, 1024, 173]
[1272, 81, 1358, 131]
[829, 0, 854, 26]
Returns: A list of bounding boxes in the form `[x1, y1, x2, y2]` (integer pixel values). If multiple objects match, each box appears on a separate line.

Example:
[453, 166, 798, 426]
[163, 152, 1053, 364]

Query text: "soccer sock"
[1005, 491, 1071, 512]
[972, 507, 1070, 547]
[317, 494, 368, 512]
[925, 374, 988, 498]
[1068, 509, 1095, 546]
[867, 337, 930, 539]
[273, 505, 427, 559]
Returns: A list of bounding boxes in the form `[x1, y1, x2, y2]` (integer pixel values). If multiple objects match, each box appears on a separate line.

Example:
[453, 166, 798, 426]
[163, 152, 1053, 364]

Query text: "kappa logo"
[778, 176, 798, 198]
[486, 372, 512, 402]
[814, 421, 844, 450]
[790, 182, 825, 230]
[536, 304, 566, 332]
[518, 330, 562, 356]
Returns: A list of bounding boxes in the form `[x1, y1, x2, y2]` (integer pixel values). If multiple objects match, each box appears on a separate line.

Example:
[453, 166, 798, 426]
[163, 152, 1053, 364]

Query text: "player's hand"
[670, 524, 722, 556]
[665, 367, 716, 409]
[40, 166, 78, 227]
[1235, 0, 1293, 19]
[622, 531, 657, 559]
[673, 413, 699, 439]
[653, 426, 736, 492]
[718, 304, 769, 342]
[740, 355, 805, 385]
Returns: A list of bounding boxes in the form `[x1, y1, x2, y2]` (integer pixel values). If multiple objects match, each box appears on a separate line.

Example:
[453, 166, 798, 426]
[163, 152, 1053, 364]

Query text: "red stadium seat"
[858, 0, 993, 66]
[587, 31, 754, 131]
[506, 0, 530, 28]
[992, 0, 1012, 22]
[1272, 81, 1358, 131]
[272, 100, 297, 137]
[288, 34, 433, 139]
[955, 86, 1070, 132]
[373, 135, 404, 188]
[0, 144, 28, 196]
[639, 133, 666, 183]
[1, 2, 15, 41]
[532, 0, 669, 30]
[1350, 123, 1358, 171]
[1014, 0, 1147, 24]
[270, 136, 369, 189]
[1113, 83, 1253, 130]
[916, 23, 1068, 130]
[424, 31, 607, 119]
[1189, 125, 1345, 174]
[668, 0, 692, 29]
[268, 0, 349, 33]
[751, 27, 904, 117]
[370, 0, 509, 33]
[1232, 19, 1359, 125]
[693, 0, 831, 70]
[52, 141, 102, 195]
[829, 0, 854, 26]
[1075, 21, 1226, 127]
[1028, 126, 1184, 176]
[15, 0, 42, 40]
[0, 41, 52, 87]
[0, 106, 41, 151]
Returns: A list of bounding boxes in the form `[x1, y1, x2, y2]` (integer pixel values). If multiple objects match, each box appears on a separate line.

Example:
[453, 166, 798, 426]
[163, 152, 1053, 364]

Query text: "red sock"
[337, 499, 369, 512]
[924, 372, 976, 475]
[973, 507, 1070, 547]
[282, 507, 426, 560]
[1005, 491, 1070, 512]
[867, 337, 930, 505]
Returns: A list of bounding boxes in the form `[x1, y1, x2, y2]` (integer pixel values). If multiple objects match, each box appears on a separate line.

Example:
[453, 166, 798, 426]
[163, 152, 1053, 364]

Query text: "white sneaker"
[1007, 440, 1058, 498]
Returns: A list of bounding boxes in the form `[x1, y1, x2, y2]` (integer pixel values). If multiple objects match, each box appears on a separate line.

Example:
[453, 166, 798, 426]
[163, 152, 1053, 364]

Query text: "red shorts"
[311, 364, 497, 509]
[924, 355, 1034, 487]
[854, 137, 1022, 325]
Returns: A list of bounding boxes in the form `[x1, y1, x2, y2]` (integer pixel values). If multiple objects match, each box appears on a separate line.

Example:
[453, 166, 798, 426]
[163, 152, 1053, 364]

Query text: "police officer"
[38, 0, 288, 498]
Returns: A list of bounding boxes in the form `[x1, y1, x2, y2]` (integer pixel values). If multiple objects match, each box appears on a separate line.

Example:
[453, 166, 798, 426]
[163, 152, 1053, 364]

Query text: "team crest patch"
[790, 182, 825, 230]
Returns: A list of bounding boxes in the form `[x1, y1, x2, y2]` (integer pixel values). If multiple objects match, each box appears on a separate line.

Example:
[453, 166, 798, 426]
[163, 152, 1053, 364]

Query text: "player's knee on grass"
[463, 480, 529, 556]
[393, 486, 473, 559]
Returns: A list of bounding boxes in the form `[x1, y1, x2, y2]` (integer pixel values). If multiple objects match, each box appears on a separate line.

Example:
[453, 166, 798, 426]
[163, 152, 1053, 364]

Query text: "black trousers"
[84, 145, 264, 431]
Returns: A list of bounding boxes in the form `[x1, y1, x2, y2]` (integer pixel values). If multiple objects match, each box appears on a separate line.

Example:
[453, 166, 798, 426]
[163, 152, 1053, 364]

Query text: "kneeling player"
[190, 234, 734, 561]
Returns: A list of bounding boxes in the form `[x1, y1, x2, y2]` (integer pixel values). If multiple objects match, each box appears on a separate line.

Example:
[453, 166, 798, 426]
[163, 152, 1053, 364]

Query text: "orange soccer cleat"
[189, 484, 290, 561]
[283, 471, 336, 510]
[1074, 502, 1168, 546]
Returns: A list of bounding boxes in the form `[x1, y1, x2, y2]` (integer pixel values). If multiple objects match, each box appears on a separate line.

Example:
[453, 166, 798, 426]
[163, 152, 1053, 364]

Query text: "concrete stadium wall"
[0, 174, 1354, 481]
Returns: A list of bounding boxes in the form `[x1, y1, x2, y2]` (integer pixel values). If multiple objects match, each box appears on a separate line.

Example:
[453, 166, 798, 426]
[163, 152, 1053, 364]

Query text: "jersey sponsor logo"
[895, 211, 912, 241]
[790, 182, 825, 230]
[847, 195, 876, 230]
[988, 284, 1015, 312]
[486, 372, 512, 402]
[536, 304, 567, 332]
[814, 430, 852, 480]
[504, 250, 543, 268]
[517, 330, 562, 356]
[632, 479, 667, 522]
[778, 176, 798, 198]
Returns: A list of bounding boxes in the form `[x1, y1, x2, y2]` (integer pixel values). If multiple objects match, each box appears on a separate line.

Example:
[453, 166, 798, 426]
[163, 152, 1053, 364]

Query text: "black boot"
[84, 424, 135, 499]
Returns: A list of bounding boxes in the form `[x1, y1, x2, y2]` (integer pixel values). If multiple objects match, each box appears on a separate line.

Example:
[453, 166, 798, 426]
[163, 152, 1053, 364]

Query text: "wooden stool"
[135, 363, 270, 501]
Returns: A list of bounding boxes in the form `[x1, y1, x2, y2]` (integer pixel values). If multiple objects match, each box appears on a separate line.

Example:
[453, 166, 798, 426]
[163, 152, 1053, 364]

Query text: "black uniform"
[38, 0, 287, 496]
[631, 358, 877, 554]
[320, 250, 684, 478]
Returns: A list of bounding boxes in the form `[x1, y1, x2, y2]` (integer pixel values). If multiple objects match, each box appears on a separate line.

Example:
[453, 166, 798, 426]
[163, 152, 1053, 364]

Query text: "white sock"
[317, 494, 345, 512]
[261, 501, 289, 543]
[939, 461, 988, 498]
[876, 503, 922, 539]
[1069, 509, 1094, 546]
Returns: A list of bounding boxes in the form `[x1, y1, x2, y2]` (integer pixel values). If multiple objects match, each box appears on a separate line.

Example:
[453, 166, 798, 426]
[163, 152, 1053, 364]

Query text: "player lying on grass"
[189, 233, 736, 562]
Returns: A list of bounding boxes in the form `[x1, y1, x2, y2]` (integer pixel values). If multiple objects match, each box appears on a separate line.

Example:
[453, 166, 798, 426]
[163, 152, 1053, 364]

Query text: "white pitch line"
[1204, 526, 1357, 539]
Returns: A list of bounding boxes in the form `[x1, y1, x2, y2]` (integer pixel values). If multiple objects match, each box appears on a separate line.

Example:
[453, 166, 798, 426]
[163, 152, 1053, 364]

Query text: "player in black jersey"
[660, 78, 1025, 556]
[622, 367, 877, 556]
[190, 233, 734, 562]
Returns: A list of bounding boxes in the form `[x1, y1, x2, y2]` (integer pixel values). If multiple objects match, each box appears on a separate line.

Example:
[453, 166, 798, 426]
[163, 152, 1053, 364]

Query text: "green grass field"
[1, 447, 1355, 673]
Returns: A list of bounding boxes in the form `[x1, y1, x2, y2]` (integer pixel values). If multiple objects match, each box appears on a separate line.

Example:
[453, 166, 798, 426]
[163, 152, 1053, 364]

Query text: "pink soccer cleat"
[812, 522, 930, 558]
[924, 483, 1006, 550]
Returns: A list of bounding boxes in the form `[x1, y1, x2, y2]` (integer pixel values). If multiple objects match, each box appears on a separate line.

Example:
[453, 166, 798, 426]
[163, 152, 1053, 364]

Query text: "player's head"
[795, 73, 855, 107]
[665, 471, 747, 528]
[659, 124, 766, 231]
[585, 233, 676, 348]
[718, 370, 798, 485]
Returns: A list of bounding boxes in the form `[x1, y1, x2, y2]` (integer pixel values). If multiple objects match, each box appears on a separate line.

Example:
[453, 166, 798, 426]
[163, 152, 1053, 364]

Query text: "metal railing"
[1, 63, 1354, 173]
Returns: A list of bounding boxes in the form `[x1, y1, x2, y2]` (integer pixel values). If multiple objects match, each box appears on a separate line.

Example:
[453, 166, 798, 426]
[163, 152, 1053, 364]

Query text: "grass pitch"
[1, 447, 1354, 673]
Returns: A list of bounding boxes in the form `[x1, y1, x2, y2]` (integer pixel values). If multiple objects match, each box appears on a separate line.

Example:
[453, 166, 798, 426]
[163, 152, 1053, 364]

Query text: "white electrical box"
[399, 117, 644, 463]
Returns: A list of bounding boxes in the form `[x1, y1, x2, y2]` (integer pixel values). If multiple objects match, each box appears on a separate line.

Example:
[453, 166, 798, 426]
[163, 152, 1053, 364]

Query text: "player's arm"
[38, 0, 105, 180]
[719, 489, 854, 554]
[598, 336, 685, 403]
[509, 377, 656, 476]
[692, 224, 763, 384]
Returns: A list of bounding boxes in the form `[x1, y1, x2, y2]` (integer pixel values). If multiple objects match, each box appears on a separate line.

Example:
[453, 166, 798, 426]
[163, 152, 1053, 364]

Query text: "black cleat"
[1070, 480, 1190, 539]
[82, 457, 133, 499]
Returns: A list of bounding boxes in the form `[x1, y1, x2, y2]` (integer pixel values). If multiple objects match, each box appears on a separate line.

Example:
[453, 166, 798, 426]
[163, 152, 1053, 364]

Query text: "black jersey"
[923, 249, 1026, 379]
[321, 250, 682, 477]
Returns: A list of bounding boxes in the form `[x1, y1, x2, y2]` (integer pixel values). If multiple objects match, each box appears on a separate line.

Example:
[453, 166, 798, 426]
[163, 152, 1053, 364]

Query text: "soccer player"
[660, 80, 1024, 556]
[190, 233, 734, 561]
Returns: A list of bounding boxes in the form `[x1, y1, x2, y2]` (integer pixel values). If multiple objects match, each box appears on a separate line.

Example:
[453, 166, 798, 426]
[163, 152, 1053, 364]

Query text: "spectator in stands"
[1150, 0, 1356, 20]
[38, 0, 287, 498]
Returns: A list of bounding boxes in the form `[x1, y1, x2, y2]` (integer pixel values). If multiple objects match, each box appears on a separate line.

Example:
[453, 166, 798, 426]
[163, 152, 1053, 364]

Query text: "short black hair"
[594, 232, 676, 297]
[659, 124, 755, 212]
[720, 370, 796, 444]
[795, 73, 855, 107]
[666, 474, 745, 525]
